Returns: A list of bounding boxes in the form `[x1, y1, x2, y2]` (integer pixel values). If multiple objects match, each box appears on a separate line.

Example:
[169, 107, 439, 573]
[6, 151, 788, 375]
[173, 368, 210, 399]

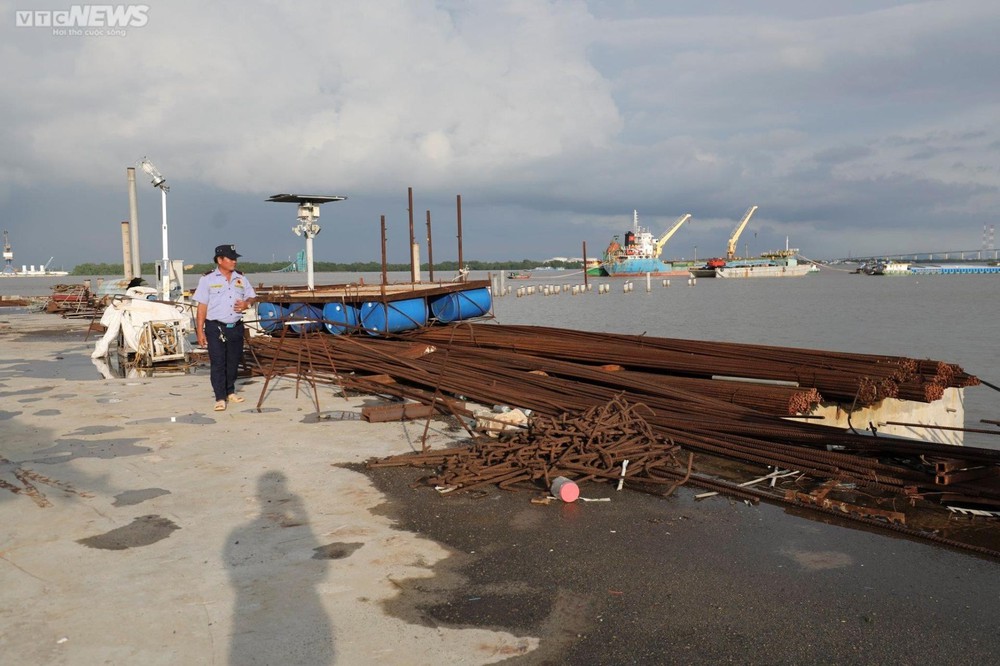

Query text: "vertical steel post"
[456, 194, 464, 273]
[408, 187, 417, 282]
[426, 210, 434, 282]
[380, 215, 388, 291]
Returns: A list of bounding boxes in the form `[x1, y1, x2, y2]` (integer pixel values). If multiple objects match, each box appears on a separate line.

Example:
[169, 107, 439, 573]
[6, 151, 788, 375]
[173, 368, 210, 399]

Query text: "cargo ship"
[690, 206, 811, 278]
[600, 210, 692, 278]
[710, 250, 812, 278]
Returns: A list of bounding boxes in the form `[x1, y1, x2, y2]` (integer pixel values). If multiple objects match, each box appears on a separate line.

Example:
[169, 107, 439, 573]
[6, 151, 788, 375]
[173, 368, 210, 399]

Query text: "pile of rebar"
[246, 323, 999, 510]
[370, 395, 692, 495]
[407, 324, 978, 405]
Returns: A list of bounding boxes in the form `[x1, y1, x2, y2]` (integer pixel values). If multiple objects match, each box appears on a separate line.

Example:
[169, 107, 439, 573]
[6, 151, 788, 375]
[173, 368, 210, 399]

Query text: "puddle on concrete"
[312, 542, 363, 560]
[30, 438, 151, 465]
[34, 409, 60, 416]
[125, 414, 217, 425]
[113, 488, 171, 507]
[0, 386, 53, 398]
[18, 397, 43, 403]
[65, 425, 125, 436]
[77, 515, 180, 550]
[2, 351, 105, 381]
[0, 410, 23, 421]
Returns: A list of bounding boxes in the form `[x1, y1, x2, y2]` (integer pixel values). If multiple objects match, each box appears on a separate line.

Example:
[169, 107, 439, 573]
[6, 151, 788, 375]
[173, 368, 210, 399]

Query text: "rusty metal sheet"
[361, 402, 436, 423]
[785, 489, 906, 525]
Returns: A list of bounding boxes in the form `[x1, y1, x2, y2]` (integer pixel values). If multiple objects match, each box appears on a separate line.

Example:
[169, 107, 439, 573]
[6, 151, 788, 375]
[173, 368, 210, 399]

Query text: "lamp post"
[267, 194, 348, 290]
[139, 158, 170, 301]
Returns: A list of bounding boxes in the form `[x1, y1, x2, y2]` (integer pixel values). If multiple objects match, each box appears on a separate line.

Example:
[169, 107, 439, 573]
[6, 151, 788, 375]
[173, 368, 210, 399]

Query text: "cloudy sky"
[2, 0, 998, 269]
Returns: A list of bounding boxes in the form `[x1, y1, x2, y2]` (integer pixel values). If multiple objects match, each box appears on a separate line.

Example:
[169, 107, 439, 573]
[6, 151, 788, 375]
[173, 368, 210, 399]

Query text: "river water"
[3, 268, 997, 447]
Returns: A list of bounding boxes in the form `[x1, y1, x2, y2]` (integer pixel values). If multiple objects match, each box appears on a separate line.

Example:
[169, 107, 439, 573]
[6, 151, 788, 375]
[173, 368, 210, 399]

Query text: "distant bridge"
[832, 248, 999, 264]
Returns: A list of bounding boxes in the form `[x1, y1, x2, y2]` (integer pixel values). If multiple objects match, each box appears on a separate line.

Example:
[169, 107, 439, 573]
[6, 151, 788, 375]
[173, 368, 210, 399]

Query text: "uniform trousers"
[205, 320, 245, 400]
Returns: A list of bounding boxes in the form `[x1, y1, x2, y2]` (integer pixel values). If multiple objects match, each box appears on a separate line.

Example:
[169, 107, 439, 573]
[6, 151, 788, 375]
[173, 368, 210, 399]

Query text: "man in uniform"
[194, 244, 256, 411]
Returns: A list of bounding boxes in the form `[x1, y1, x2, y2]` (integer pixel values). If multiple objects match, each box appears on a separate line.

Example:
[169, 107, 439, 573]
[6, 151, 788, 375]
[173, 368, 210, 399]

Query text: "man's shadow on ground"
[225, 470, 336, 665]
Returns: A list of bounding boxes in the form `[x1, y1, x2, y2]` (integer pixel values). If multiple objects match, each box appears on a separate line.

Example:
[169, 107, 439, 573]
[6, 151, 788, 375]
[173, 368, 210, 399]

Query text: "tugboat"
[584, 258, 607, 277]
[601, 210, 692, 277]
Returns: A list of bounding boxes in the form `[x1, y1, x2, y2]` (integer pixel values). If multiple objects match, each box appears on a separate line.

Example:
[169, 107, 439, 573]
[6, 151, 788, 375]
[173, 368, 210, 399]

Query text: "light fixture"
[267, 194, 347, 290]
[140, 158, 169, 191]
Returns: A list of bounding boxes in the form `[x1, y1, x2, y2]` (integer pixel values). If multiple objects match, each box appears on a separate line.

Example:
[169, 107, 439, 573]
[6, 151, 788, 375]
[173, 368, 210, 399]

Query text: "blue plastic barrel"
[360, 298, 428, 335]
[256, 302, 288, 333]
[430, 287, 492, 323]
[287, 303, 323, 333]
[322, 302, 358, 335]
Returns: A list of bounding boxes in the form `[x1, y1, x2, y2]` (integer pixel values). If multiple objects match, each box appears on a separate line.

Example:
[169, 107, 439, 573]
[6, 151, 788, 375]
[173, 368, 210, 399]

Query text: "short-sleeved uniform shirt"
[193, 269, 257, 324]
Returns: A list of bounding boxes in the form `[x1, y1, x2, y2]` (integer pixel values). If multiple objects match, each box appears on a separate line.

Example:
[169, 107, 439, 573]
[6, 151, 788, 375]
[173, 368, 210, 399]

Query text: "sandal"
[227, 394, 245, 403]
[214, 400, 226, 411]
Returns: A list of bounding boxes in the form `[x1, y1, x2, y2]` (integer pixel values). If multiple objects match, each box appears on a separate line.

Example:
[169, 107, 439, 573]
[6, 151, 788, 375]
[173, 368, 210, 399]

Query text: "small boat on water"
[601, 210, 693, 278]
[507, 271, 531, 280]
[584, 258, 607, 277]
[860, 260, 909, 276]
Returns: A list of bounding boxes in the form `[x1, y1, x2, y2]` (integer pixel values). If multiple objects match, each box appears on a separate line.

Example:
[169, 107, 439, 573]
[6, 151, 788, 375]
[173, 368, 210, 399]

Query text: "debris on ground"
[369, 396, 692, 496]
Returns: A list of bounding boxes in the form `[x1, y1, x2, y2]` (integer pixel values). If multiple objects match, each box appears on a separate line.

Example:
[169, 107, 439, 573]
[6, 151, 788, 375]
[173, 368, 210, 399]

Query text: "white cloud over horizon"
[2, 0, 999, 267]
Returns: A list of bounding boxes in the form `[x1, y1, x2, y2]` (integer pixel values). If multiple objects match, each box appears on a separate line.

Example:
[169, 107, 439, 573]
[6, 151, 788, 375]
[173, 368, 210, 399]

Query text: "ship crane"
[654, 214, 692, 257]
[726, 205, 758, 260]
[2, 230, 14, 275]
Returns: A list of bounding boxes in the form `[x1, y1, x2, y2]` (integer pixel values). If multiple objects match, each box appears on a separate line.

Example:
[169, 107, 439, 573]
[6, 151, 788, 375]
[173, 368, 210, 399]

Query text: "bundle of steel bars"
[246, 323, 999, 510]
[407, 324, 978, 405]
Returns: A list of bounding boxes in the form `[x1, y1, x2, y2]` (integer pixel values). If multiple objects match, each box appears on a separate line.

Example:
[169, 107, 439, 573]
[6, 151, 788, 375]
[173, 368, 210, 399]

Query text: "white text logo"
[15, 5, 149, 28]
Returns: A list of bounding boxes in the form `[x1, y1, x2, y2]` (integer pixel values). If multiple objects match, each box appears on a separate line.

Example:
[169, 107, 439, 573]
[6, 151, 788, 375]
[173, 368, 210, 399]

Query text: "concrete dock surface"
[2, 311, 998, 665]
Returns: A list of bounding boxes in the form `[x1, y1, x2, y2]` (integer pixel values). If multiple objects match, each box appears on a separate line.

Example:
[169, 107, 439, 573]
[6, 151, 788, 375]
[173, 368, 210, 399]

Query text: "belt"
[207, 319, 243, 328]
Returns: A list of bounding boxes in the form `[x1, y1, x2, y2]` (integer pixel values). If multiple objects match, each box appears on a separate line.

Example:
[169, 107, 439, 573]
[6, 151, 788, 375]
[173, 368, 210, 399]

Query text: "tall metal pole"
[426, 210, 434, 282]
[126, 167, 141, 279]
[582, 240, 588, 289]
[380, 215, 388, 290]
[408, 187, 418, 282]
[160, 188, 169, 301]
[456, 194, 464, 275]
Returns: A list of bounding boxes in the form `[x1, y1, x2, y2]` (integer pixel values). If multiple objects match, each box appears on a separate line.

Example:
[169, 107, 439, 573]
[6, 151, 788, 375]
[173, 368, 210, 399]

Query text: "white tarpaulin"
[91, 287, 193, 359]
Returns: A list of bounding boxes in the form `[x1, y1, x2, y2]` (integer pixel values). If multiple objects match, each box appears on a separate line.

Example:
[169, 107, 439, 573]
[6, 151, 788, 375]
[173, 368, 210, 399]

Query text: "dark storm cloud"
[1, 0, 998, 267]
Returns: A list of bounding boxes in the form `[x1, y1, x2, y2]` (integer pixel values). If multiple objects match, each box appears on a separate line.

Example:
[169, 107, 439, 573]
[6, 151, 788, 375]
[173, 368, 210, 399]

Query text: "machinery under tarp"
[91, 287, 192, 365]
